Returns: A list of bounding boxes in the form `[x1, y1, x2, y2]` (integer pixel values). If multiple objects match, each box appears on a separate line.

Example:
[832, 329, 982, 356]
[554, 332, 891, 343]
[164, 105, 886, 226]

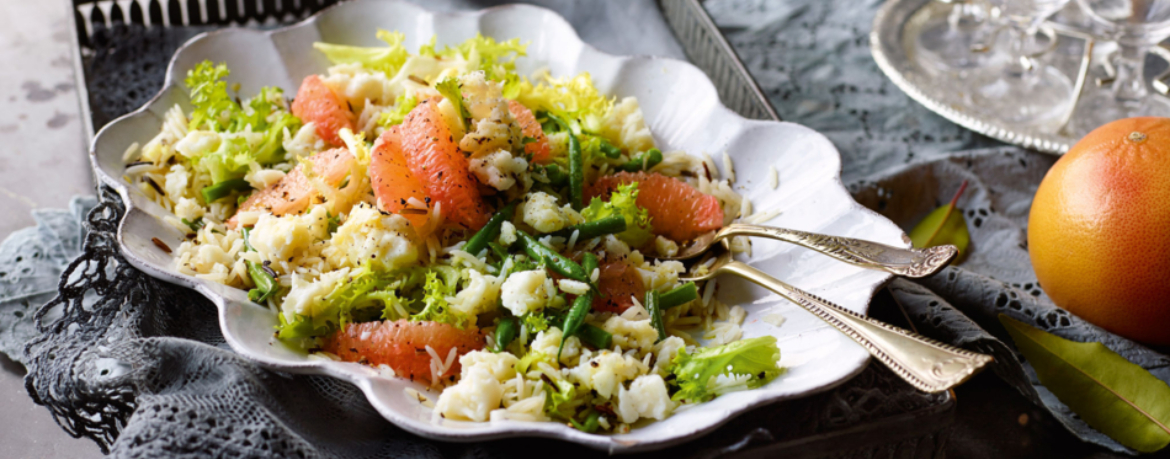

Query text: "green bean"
[646, 290, 666, 342]
[516, 230, 588, 283]
[570, 410, 602, 433]
[559, 253, 598, 359]
[544, 164, 569, 186]
[242, 227, 255, 252]
[464, 202, 517, 256]
[597, 138, 622, 158]
[201, 178, 252, 203]
[661, 282, 699, 309]
[493, 316, 519, 353]
[576, 323, 612, 350]
[539, 112, 583, 209]
[546, 310, 612, 350]
[568, 132, 584, 210]
[551, 215, 627, 240]
[488, 242, 510, 265]
[619, 148, 664, 172]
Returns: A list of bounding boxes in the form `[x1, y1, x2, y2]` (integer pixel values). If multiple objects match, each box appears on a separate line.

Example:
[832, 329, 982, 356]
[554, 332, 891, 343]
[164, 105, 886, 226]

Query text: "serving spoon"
[680, 248, 992, 393]
[667, 223, 958, 278]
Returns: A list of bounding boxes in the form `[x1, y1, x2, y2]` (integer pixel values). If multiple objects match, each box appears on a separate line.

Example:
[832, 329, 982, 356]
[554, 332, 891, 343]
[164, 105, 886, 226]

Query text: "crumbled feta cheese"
[434, 364, 503, 422]
[568, 350, 647, 399]
[654, 236, 679, 258]
[324, 203, 419, 271]
[322, 63, 397, 112]
[529, 327, 581, 366]
[522, 192, 569, 233]
[435, 350, 520, 422]
[470, 149, 529, 191]
[174, 131, 221, 158]
[557, 279, 591, 296]
[457, 71, 523, 157]
[652, 337, 685, 375]
[501, 270, 552, 316]
[616, 374, 675, 424]
[602, 315, 659, 354]
[449, 269, 503, 316]
[604, 235, 631, 257]
[245, 166, 286, 190]
[283, 122, 325, 160]
[174, 197, 204, 222]
[250, 205, 331, 263]
[637, 258, 686, 293]
[459, 350, 518, 381]
[499, 221, 517, 245]
[281, 268, 351, 323]
[163, 164, 191, 198]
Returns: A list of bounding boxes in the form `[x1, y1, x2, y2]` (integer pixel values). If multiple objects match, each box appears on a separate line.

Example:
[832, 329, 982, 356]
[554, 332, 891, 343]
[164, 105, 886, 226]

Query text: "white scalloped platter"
[89, 0, 911, 452]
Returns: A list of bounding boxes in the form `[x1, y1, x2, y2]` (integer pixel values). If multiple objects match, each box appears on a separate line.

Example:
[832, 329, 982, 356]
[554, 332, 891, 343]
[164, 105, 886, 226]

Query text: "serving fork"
[679, 248, 992, 393]
[665, 223, 958, 278]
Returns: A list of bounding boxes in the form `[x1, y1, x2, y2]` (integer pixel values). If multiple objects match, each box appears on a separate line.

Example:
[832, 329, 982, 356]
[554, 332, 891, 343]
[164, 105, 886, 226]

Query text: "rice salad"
[123, 32, 783, 433]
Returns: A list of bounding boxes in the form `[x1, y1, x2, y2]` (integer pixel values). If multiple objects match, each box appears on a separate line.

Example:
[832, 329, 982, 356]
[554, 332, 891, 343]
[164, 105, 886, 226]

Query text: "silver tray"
[870, 0, 1090, 154]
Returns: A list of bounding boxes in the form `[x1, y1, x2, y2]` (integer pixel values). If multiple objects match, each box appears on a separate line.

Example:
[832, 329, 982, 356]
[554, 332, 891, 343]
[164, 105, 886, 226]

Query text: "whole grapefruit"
[1029, 117, 1170, 345]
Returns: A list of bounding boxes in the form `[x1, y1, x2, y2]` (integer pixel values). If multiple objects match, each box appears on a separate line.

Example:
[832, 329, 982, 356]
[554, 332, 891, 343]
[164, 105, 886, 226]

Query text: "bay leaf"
[909, 181, 969, 264]
[999, 314, 1170, 452]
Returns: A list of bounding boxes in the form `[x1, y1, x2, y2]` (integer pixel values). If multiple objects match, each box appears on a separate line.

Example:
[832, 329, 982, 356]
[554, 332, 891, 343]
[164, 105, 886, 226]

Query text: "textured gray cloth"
[705, 0, 1169, 454]
[3, 0, 1168, 457]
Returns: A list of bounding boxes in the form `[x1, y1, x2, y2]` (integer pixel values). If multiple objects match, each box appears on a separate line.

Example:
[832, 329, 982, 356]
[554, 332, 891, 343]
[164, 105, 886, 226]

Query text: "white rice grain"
[722, 152, 735, 183]
[768, 166, 779, 189]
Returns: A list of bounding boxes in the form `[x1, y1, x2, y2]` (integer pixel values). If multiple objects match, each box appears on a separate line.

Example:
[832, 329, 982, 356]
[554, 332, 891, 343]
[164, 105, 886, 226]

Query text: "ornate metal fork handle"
[720, 261, 993, 393]
[718, 224, 958, 278]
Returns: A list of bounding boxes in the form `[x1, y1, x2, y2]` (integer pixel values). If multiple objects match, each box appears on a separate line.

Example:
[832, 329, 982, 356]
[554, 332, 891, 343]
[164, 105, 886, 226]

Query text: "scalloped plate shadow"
[89, 0, 910, 452]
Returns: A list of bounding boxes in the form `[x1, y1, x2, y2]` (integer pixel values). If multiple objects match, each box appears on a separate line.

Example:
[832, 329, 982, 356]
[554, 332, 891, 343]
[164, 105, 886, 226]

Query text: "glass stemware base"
[914, 10, 999, 76]
[1070, 90, 1170, 135]
[970, 64, 1074, 127]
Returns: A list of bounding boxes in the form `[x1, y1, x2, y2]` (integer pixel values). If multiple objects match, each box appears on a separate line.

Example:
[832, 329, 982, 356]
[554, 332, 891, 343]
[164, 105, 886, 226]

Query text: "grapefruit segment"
[399, 98, 490, 230]
[370, 127, 431, 231]
[322, 320, 486, 384]
[592, 260, 646, 313]
[586, 172, 724, 242]
[291, 75, 355, 146]
[508, 99, 552, 164]
[228, 147, 354, 228]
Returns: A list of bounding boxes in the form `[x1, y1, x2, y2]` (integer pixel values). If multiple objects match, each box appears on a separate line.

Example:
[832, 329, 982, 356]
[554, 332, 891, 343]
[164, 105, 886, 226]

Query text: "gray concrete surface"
[0, 0, 103, 457]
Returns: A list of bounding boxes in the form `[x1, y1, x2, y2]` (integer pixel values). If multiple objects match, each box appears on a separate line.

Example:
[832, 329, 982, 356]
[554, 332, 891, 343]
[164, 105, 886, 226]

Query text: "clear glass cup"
[969, 0, 1075, 127]
[1071, 0, 1170, 135]
[914, 0, 1001, 77]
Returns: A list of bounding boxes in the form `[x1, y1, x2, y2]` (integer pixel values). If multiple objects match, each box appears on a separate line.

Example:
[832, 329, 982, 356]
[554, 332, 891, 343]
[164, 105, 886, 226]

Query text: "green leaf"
[908, 180, 969, 264]
[999, 315, 1170, 452]
[434, 77, 471, 121]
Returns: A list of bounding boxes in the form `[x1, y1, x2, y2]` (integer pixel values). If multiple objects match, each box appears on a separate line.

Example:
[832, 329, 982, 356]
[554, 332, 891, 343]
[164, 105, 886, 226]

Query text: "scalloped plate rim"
[89, 0, 904, 452]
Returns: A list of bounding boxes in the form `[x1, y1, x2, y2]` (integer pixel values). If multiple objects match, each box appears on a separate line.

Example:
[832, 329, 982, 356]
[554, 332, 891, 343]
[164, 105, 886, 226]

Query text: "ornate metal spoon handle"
[719, 223, 957, 278]
[720, 261, 992, 393]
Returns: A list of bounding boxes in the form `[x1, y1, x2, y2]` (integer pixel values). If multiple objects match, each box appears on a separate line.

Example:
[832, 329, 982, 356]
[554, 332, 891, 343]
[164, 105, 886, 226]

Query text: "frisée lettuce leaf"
[313, 30, 411, 76]
[513, 71, 614, 135]
[668, 336, 783, 403]
[581, 182, 653, 247]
